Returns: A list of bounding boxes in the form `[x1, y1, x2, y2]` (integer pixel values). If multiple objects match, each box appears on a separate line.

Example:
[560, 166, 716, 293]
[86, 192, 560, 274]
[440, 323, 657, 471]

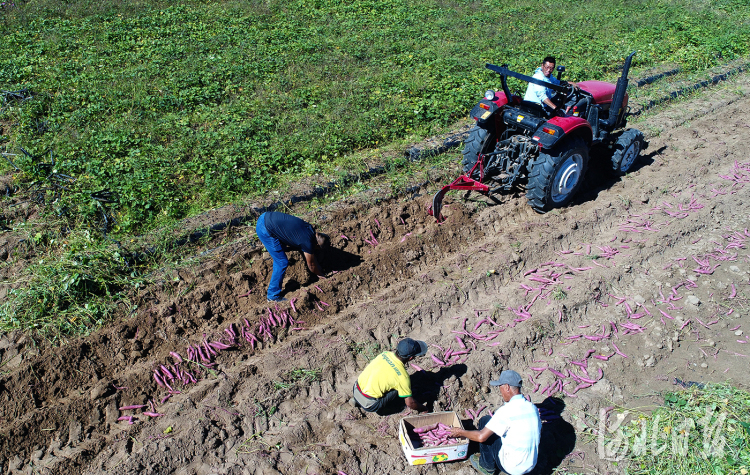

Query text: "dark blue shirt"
[263, 212, 316, 254]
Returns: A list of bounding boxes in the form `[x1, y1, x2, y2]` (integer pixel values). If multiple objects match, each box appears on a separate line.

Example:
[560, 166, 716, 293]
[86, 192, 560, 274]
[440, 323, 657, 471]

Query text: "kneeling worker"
[449, 370, 541, 475]
[351, 338, 429, 415]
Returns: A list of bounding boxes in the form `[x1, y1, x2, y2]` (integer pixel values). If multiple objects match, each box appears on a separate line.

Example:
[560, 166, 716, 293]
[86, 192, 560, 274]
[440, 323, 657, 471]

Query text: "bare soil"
[1, 75, 750, 475]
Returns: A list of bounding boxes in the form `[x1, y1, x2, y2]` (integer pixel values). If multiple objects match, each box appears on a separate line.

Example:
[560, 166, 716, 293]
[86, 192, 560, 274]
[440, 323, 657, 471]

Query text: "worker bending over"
[255, 211, 329, 302]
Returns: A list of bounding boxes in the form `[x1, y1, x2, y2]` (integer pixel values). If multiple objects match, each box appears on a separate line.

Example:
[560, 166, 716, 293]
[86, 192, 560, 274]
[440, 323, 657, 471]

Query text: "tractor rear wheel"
[461, 125, 496, 178]
[610, 128, 644, 175]
[526, 137, 589, 212]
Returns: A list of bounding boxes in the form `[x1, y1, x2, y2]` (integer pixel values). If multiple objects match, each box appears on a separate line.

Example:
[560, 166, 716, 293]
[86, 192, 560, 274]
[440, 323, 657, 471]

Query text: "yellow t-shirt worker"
[351, 338, 429, 415]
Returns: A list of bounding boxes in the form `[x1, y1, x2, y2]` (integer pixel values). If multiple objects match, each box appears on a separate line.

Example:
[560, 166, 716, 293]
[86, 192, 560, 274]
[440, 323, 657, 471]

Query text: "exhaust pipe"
[499, 64, 513, 101]
[600, 51, 636, 131]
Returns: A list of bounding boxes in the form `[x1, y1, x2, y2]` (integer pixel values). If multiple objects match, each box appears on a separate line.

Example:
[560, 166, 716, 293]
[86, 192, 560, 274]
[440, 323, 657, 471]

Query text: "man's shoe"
[469, 453, 495, 475]
[348, 397, 360, 408]
[267, 297, 288, 302]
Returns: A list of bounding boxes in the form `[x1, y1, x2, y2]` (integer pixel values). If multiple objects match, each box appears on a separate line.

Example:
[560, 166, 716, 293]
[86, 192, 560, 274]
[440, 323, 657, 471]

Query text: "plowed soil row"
[2, 75, 750, 475]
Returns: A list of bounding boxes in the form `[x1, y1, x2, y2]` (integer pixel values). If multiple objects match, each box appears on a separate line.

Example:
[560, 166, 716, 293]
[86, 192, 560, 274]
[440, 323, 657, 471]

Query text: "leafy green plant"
[272, 380, 292, 390]
[275, 367, 321, 390]
[552, 287, 567, 300]
[599, 383, 750, 475]
[345, 339, 381, 361]
[0, 230, 144, 339]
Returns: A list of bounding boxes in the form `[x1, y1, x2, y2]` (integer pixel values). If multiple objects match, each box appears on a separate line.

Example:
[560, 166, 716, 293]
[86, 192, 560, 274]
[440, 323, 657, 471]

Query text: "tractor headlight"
[484, 90, 495, 101]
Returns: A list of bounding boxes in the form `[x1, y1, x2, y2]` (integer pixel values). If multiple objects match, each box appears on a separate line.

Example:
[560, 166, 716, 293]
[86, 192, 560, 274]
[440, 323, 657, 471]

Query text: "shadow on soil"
[413, 364, 469, 411]
[575, 142, 663, 207]
[274, 246, 364, 293]
[320, 246, 364, 274]
[527, 397, 577, 474]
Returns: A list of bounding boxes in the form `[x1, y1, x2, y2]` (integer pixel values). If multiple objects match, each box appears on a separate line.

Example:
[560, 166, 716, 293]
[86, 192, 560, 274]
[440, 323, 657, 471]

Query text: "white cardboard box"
[398, 411, 469, 465]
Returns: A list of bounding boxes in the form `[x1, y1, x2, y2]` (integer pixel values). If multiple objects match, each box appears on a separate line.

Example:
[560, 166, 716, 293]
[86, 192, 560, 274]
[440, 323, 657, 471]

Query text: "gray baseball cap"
[490, 370, 523, 388]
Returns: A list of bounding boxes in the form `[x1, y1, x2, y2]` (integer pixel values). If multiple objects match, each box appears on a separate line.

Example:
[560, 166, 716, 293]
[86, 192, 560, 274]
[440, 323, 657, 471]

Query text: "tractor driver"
[524, 56, 577, 113]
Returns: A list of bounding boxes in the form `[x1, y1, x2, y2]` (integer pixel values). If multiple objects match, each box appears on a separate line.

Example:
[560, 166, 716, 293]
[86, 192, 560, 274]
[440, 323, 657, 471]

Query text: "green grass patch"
[601, 383, 750, 475]
[552, 287, 567, 300]
[0, 229, 145, 340]
[274, 367, 321, 390]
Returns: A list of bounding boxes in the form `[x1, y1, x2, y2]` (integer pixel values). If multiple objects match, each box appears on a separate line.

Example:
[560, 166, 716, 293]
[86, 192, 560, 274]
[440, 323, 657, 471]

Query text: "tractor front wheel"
[610, 128, 644, 175]
[461, 125, 496, 178]
[526, 137, 589, 212]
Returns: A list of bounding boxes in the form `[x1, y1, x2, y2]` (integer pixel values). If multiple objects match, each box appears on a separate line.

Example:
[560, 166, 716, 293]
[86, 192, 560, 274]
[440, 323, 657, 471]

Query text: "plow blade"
[428, 174, 490, 223]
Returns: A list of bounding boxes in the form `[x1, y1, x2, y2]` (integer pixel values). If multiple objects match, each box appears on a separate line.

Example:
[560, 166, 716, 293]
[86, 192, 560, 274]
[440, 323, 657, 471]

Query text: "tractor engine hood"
[577, 80, 618, 104]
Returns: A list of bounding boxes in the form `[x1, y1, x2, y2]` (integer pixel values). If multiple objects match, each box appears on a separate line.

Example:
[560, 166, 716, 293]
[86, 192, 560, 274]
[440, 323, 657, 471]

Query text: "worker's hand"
[406, 396, 428, 413]
[448, 427, 463, 438]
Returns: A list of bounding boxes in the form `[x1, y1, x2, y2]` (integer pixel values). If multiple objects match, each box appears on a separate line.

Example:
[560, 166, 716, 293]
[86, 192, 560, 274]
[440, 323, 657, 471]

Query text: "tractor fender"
[469, 91, 513, 125]
[533, 116, 593, 150]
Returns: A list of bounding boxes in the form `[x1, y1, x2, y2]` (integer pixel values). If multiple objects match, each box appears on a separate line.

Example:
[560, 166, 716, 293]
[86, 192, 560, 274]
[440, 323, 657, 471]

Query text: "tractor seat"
[517, 100, 548, 117]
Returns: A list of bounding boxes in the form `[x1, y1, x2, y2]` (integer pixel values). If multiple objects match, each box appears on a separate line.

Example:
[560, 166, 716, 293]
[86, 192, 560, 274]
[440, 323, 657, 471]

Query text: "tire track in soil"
[1, 200, 486, 474]
[2, 76, 750, 475]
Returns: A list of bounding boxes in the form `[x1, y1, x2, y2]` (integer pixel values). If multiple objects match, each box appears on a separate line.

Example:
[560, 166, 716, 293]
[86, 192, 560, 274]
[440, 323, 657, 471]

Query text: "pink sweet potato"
[413, 423, 439, 434]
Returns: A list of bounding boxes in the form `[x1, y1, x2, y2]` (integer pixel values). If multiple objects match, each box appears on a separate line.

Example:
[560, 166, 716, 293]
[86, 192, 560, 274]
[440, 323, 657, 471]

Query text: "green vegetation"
[552, 287, 567, 300]
[0, 228, 143, 338]
[603, 383, 750, 474]
[345, 338, 382, 362]
[2, 0, 750, 336]
[2, 0, 749, 231]
[274, 367, 321, 390]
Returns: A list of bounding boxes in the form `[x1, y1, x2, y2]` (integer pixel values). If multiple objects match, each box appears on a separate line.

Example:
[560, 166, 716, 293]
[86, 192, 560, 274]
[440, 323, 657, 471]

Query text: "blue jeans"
[256, 213, 288, 300]
[477, 414, 505, 472]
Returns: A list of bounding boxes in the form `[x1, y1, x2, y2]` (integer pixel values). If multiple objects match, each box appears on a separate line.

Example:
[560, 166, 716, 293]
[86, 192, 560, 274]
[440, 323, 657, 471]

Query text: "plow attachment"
[427, 173, 489, 223]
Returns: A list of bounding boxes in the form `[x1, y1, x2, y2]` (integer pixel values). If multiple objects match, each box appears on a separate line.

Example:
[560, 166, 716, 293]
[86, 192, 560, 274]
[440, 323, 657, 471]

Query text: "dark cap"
[490, 370, 523, 388]
[396, 338, 428, 358]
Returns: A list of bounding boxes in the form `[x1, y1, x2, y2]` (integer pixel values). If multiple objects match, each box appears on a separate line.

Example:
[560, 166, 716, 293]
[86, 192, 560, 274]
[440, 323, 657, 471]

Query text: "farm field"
[2, 0, 750, 473]
[1, 68, 750, 474]
[2, 0, 749, 233]
[2, 0, 750, 340]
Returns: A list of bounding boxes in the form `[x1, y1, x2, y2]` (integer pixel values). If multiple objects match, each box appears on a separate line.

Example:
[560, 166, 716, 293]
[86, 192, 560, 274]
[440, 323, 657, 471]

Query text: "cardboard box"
[398, 411, 469, 465]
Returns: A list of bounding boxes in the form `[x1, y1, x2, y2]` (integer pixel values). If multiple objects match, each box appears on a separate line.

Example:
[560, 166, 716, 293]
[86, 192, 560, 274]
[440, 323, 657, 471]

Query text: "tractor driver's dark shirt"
[263, 212, 316, 254]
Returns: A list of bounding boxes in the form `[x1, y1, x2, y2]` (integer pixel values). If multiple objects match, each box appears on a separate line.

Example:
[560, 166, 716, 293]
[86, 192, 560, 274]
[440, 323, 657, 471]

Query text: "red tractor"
[429, 52, 644, 222]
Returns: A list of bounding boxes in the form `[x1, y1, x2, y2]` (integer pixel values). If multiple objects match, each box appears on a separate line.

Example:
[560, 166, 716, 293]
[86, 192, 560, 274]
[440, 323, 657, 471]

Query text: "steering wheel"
[562, 82, 577, 100]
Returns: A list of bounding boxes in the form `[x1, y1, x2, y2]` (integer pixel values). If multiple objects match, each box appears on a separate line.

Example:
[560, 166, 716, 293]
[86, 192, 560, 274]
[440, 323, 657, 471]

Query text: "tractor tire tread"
[610, 128, 644, 176]
[526, 137, 588, 212]
[461, 125, 495, 175]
